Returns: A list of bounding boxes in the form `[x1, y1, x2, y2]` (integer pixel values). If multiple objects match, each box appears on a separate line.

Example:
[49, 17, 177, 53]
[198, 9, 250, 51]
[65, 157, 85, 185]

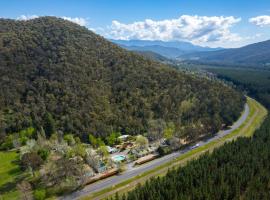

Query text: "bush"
[106, 132, 121, 146]
[157, 146, 172, 156]
[89, 134, 97, 147]
[19, 127, 35, 138]
[33, 188, 46, 200]
[19, 136, 28, 146]
[128, 154, 136, 161]
[64, 134, 76, 146]
[0, 135, 14, 150]
[37, 148, 50, 161]
[21, 152, 43, 170]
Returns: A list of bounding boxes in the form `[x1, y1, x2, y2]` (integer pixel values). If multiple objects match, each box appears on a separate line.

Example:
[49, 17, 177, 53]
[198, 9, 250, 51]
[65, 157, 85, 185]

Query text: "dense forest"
[114, 67, 270, 200]
[0, 17, 244, 141]
[208, 68, 270, 108]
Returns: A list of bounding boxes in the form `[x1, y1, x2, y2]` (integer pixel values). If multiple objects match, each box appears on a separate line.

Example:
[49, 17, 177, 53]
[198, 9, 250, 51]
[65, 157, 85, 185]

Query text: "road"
[62, 103, 249, 200]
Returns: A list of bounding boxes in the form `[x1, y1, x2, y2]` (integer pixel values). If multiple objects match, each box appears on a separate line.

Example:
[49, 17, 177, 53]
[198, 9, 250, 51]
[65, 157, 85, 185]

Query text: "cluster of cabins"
[81, 134, 161, 186]
[106, 135, 159, 165]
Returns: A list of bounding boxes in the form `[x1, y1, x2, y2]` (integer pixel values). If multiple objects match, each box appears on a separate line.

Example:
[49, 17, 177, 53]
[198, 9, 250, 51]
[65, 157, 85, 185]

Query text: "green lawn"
[0, 151, 22, 200]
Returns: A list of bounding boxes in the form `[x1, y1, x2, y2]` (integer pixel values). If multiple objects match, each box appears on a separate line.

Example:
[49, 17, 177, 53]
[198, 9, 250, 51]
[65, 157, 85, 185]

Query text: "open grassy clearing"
[82, 97, 267, 200]
[0, 151, 22, 200]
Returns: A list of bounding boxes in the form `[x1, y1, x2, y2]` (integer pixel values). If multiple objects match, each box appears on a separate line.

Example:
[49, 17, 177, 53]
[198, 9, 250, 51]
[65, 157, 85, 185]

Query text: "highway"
[62, 103, 249, 200]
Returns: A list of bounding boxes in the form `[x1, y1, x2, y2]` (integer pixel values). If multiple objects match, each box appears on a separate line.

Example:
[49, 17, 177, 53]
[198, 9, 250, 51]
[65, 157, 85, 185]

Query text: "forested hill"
[0, 17, 244, 140]
[131, 50, 171, 63]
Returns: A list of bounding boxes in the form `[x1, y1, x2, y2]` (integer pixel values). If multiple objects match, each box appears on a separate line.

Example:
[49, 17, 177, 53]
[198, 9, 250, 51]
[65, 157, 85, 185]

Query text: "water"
[112, 155, 126, 162]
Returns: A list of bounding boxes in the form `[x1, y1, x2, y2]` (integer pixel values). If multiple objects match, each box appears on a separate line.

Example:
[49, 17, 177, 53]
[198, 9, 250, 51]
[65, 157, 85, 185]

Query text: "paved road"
[62, 103, 249, 200]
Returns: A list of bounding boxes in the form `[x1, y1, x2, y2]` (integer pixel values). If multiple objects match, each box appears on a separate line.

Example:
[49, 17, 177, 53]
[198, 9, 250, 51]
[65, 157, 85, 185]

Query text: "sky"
[1, 0, 270, 48]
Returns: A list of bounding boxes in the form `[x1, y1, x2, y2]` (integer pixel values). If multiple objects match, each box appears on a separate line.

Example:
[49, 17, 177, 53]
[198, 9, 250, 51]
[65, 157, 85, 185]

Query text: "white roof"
[106, 146, 116, 152]
[118, 135, 130, 139]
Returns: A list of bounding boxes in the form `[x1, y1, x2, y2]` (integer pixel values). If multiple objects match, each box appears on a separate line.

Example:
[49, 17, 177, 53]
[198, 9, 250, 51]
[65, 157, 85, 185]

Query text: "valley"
[1, 2, 270, 199]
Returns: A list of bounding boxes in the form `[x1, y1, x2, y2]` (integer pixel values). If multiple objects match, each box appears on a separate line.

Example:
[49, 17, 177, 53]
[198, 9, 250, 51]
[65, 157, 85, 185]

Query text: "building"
[106, 146, 118, 154]
[118, 135, 130, 141]
[135, 154, 157, 165]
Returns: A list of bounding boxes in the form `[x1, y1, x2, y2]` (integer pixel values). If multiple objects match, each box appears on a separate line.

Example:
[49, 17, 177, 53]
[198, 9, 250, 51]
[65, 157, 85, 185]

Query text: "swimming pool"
[112, 155, 126, 162]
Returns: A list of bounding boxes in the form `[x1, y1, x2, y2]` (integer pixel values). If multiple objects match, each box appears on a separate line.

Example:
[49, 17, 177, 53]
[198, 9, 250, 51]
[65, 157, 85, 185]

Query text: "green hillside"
[131, 50, 170, 62]
[0, 17, 244, 140]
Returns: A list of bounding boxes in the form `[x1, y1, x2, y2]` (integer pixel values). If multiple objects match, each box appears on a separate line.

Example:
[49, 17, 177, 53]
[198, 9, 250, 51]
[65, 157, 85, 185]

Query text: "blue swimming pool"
[112, 155, 126, 162]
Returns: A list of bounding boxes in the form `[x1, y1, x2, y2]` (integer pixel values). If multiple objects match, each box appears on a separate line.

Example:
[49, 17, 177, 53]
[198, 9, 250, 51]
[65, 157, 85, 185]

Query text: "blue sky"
[1, 0, 270, 47]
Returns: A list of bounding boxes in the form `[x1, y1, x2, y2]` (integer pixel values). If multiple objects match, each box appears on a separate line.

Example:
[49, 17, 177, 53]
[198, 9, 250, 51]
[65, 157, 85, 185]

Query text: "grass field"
[82, 97, 267, 200]
[0, 151, 22, 200]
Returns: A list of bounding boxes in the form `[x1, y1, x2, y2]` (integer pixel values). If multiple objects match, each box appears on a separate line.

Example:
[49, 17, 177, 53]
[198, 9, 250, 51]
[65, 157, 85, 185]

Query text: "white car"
[191, 143, 200, 149]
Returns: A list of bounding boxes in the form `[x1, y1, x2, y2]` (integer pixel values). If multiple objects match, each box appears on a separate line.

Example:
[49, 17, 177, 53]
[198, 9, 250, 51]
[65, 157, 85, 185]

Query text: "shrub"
[19, 127, 35, 138]
[33, 188, 46, 200]
[37, 148, 50, 161]
[89, 134, 97, 147]
[157, 146, 172, 156]
[0, 134, 14, 150]
[64, 134, 76, 146]
[19, 136, 28, 146]
[106, 132, 121, 146]
[21, 152, 43, 170]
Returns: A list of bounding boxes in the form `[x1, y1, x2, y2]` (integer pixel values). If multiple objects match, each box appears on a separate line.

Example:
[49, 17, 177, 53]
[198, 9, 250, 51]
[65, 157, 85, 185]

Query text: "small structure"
[106, 146, 118, 154]
[135, 154, 157, 165]
[118, 135, 130, 141]
[122, 142, 134, 150]
[82, 168, 118, 186]
[116, 142, 134, 151]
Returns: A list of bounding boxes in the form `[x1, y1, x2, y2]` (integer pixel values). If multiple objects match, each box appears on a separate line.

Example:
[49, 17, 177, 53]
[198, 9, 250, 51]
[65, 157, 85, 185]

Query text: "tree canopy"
[0, 17, 244, 141]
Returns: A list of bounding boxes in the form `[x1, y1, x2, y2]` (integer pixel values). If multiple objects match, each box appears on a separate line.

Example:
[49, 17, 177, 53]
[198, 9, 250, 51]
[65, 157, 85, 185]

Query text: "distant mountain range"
[111, 39, 222, 59]
[112, 39, 270, 68]
[120, 45, 185, 59]
[131, 50, 172, 63]
[179, 39, 270, 68]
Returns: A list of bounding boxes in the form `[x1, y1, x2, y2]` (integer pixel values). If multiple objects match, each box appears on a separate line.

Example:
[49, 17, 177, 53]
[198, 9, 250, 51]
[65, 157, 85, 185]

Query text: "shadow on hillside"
[7, 167, 21, 176]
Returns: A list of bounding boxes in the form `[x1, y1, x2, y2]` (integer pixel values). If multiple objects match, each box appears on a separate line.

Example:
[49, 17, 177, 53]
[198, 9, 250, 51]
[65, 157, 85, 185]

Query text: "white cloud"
[249, 15, 270, 27]
[61, 16, 88, 26]
[16, 15, 88, 26]
[244, 33, 262, 40]
[104, 15, 241, 46]
[17, 15, 39, 21]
